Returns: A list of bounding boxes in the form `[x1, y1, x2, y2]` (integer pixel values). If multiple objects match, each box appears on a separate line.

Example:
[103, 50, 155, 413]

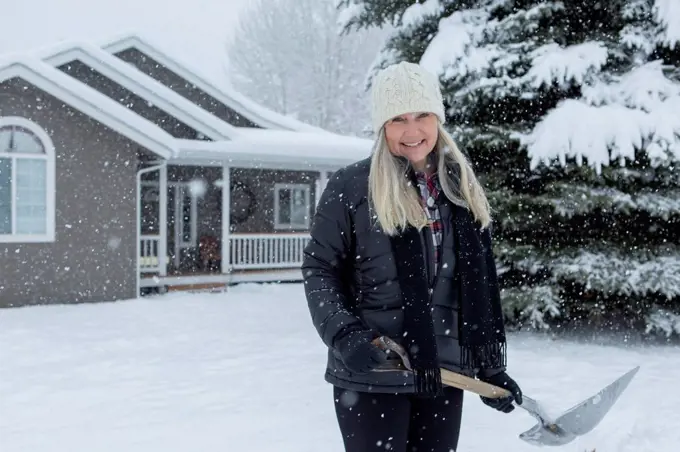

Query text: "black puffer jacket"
[302, 158, 504, 393]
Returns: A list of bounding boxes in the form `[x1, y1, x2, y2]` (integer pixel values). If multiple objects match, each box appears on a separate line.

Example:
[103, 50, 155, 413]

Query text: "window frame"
[273, 183, 311, 230]
[0, 116, 56, 243]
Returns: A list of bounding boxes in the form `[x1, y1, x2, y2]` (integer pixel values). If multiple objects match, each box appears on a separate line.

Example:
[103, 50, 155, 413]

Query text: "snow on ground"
[1, 283, 677, 452]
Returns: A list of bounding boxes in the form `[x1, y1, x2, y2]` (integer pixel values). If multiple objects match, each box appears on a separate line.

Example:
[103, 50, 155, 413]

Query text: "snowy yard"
[1, 283, 677, 452]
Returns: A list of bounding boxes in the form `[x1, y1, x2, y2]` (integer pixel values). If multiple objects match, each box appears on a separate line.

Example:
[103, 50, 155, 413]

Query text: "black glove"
[478, 371, 523, 413]
[335, 331, 388, 374]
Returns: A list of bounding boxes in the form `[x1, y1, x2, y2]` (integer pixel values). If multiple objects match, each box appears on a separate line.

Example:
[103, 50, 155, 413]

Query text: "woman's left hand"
[478, 371, 523, 413]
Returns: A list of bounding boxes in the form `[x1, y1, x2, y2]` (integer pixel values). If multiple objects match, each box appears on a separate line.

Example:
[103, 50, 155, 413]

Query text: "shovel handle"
[374, 336, 512, 399]
[440, 368, 512, 399]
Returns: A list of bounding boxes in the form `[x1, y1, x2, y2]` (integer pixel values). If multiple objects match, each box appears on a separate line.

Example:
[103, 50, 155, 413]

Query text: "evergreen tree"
[339, 0, 680, 337]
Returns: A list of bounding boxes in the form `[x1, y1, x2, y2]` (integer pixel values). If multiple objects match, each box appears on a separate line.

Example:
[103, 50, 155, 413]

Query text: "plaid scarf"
[415, 171, 442, 274]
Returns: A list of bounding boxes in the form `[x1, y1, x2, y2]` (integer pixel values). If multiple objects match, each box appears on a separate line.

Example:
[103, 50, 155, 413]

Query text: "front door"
[167, 183, 197, 270]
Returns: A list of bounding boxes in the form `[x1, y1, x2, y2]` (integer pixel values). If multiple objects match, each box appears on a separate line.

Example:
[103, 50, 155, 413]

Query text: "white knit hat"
[370, 61, 446, 134]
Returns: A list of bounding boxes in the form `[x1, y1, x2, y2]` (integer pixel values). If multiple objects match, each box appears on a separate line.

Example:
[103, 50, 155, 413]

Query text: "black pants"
[333, 385, 464, 452]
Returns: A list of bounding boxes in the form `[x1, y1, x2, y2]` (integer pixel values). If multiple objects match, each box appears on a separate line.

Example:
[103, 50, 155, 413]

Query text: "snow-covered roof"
[0, 54, 176, 159]
[37, 40, 238, 141]
[173, 129, 373, 169]
[0, 35, 375, 171]
[99, 32, 330, 134]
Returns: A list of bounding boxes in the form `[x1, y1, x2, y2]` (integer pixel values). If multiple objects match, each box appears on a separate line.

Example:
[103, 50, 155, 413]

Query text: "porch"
[138, 232, 310, 289]
[136, 158, 327, 293]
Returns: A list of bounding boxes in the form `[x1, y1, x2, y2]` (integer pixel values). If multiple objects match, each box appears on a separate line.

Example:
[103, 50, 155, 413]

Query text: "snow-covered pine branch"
[518, 97, 680, 174]
[337, 0, 413, 33]
[501, 285, 563, 330]
[654, 0, 680, 48]
[336, 0, 365, 32]
[517, 30, 680, 173]
[420, 6, 495, 82]
[645, 306, 680, 337]
[488, 184, 680, 228]
[527, 41, 609, 90]
[502, 284, 680, 338]
[422, 3, 569, 98]
[400, 0, 444, 29]
[509, 247, 680, 300]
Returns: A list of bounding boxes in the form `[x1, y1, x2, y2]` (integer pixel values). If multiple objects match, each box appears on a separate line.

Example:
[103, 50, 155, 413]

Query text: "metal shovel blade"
[519, 418, 577, 447]
[519, 366, 640, 446]
[517, 396, 577, 446]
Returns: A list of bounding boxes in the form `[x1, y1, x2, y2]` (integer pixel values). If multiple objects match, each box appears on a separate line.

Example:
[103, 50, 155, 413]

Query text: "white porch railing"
[230, 233, 310, 270]
[139, 233, 311, 273]
[139, 235, 163, 272]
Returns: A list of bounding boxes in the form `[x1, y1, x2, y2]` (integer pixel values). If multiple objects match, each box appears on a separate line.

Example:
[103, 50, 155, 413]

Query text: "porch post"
[158, 165, 168, 276]
[316, 171, 329, 206]
[221, 163, 231, 274]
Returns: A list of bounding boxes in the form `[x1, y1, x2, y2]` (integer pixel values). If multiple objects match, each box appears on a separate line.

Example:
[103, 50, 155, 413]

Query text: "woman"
[301, 61, 523, 452]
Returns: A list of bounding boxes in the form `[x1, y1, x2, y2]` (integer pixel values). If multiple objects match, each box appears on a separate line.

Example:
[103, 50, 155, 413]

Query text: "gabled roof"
[38, 40, 237, 141]
[99, 33, 329, 133]
[0, 55, 176, 160]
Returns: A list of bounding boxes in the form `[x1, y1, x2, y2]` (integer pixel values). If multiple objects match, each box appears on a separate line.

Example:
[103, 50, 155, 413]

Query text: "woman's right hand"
[336, 331, 388, 374]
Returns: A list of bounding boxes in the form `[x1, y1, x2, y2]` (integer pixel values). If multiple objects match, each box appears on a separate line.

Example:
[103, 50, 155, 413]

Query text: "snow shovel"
[374, 336, 640, 447]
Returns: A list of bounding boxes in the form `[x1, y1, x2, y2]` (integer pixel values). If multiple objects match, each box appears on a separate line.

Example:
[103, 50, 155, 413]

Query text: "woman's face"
[384, 112, 439, 171]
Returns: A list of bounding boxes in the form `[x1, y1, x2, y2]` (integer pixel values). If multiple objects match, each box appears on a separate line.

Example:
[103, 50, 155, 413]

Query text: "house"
[0, 33, 373, 308]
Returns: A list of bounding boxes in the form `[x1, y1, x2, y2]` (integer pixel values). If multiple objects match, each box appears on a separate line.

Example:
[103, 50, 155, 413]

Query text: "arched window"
[0, 117, 55, 243]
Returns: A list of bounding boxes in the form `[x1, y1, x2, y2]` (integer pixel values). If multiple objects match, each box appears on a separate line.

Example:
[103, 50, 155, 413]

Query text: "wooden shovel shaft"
[440, 368, 512, 399]
[373, 336, 513, 399]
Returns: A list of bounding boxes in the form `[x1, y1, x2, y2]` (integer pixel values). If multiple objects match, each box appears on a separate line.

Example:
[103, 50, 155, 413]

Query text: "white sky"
[1, 0, 253, 84]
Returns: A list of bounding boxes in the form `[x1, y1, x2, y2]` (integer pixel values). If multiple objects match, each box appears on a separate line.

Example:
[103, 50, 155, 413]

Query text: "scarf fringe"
[460, 342, 507, 370]
[413, 366, 443, 397]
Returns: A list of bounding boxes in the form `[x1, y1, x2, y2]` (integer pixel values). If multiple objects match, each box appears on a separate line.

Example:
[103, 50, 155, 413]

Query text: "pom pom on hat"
[370, 61, 446, 134]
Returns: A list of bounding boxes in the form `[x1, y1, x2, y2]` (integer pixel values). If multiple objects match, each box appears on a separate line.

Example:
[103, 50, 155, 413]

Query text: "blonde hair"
[368, 122, 492, 235]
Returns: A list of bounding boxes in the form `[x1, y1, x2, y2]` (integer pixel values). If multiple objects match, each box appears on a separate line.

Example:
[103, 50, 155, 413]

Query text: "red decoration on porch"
[199, 235, 221, 272]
